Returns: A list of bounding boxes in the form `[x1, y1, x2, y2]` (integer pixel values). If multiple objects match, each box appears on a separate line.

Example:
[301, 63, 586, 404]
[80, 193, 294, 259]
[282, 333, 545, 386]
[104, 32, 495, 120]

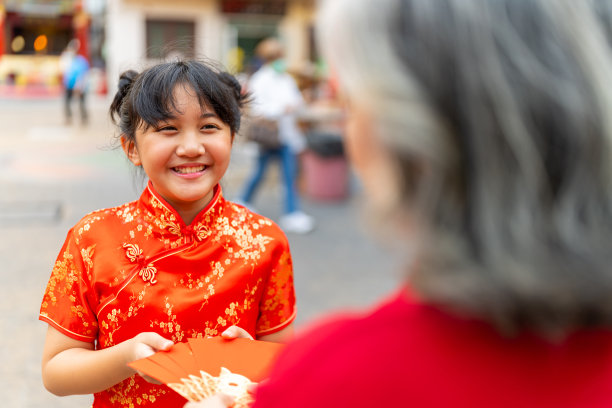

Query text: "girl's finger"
[221, 326, 253, 340]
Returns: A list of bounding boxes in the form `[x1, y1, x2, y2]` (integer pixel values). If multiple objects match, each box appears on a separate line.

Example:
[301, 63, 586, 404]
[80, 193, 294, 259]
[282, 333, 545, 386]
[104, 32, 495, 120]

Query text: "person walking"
[237, 38, 314, 234]
[60, 39, 89, 125]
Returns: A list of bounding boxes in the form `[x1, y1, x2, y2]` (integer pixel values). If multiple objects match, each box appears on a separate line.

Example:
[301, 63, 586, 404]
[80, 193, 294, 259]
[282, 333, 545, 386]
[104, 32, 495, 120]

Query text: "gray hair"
[318, 0, 612, 336]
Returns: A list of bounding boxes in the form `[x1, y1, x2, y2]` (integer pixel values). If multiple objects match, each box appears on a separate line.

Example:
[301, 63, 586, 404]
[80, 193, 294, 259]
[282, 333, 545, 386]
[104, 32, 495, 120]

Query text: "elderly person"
[189, 0, 612, 406]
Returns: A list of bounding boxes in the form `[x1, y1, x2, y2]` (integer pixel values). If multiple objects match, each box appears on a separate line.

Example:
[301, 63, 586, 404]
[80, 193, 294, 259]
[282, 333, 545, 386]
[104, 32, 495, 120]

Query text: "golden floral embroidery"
[80, 245, 95, 270]
[139, 264, 157, 284]
[212, 216, 274, 263]
[149, 296, 185, 342]
[161, 217, 181, 236]
[123, 243, 143, 263]
[107, 375, 167, 407]
[194, 223, 212, 241]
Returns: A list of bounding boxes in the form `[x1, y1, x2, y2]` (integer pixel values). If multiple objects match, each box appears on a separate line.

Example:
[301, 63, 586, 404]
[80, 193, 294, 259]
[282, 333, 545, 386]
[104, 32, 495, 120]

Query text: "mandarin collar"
[139, 181, 223, 242]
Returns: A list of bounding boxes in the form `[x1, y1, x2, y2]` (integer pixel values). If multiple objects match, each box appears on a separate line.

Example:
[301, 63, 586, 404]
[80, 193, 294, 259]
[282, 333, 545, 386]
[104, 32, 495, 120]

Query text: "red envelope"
[187, 337, 285, 382]
[128, 337, 285, 384]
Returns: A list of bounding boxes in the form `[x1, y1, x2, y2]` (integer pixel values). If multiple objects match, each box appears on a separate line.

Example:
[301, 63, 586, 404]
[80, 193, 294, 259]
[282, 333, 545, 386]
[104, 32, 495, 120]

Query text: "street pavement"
[0, 94, 398, 407]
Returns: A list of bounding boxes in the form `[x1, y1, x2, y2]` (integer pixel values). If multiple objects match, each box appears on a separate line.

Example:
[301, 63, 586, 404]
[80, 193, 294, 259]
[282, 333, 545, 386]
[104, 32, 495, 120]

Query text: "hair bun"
[117, 70, 138, 98]
[110, 70, 139, 122]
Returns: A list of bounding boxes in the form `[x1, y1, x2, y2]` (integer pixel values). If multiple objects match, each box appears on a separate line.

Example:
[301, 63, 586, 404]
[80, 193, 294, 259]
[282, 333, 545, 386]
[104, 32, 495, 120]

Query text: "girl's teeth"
[175, 166, 205, 174]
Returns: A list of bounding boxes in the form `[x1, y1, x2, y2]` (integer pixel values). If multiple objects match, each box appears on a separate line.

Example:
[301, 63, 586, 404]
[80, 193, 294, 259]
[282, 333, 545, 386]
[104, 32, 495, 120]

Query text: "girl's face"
[122, 84, 233, 223]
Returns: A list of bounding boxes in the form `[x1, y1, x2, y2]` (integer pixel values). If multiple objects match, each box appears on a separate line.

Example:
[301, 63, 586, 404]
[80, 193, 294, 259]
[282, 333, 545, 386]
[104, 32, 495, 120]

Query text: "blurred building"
[0, 0, 319, 96]
[106, 0, 318, 95]
[0, 0, 104, 93]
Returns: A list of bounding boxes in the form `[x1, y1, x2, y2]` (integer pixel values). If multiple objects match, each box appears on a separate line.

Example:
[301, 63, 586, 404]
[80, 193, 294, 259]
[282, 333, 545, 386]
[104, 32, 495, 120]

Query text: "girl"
[39, 60, 296, 407]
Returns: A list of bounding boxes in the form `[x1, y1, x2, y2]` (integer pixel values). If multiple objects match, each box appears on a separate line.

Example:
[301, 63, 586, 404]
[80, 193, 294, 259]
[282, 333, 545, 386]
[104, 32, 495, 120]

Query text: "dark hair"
[110, 60, 249, 142]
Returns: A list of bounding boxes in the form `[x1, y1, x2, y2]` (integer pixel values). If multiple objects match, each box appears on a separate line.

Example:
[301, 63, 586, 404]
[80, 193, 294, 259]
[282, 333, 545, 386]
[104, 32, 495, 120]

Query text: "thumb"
[144, 332, 174, 351]
[132, 332, 173, 360]
[221, 325, 254, 340]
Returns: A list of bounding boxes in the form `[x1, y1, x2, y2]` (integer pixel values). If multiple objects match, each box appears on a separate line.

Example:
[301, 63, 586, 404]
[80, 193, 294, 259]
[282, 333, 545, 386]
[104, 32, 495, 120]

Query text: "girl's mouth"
[173, 165, 206, 174]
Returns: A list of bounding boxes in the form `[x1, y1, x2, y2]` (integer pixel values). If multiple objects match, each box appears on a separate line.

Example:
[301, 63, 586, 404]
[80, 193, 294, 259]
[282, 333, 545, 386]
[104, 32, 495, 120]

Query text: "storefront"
[0, 0, 93, 91]
[105, 0, 317, 95]
[0, 0, 317, 96]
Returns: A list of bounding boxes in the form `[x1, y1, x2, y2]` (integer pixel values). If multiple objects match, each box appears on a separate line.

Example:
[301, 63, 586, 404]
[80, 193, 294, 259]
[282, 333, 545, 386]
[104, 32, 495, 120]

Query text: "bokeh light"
[11, 35, 25, 53]
[33, 34, 48, 52]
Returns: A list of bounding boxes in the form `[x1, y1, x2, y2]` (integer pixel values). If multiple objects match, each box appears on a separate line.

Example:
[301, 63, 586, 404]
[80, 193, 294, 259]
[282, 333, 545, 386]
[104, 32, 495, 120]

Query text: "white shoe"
[279, 211, 315, 234]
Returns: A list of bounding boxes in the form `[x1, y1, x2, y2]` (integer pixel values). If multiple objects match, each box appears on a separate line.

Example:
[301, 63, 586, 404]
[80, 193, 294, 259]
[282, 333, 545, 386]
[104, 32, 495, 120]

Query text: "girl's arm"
[258, 324, 294, 343]
[41, 325, 173, 396]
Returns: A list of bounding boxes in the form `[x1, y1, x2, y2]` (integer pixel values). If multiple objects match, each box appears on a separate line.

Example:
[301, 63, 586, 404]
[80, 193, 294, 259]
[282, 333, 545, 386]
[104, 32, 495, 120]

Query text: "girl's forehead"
[168, 85, 217, 115]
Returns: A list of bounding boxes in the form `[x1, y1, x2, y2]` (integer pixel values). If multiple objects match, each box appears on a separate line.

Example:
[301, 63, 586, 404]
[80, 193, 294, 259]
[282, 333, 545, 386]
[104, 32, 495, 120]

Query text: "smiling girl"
[39, 60, 296, 407]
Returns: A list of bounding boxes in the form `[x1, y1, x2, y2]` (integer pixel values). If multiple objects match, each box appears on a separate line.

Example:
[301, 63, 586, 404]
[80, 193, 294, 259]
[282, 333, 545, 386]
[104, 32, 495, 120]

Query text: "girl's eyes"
[154, 124, 221, 132]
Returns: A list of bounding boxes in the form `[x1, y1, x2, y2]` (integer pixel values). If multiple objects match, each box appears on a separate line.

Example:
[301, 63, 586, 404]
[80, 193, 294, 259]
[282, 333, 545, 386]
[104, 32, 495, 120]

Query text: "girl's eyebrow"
[201, 112, 219, 119]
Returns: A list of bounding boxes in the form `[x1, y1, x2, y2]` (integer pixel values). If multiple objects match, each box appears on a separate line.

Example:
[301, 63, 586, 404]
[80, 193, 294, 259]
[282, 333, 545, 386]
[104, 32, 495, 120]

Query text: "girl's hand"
[126, 332, 174, 383]
[221, 326, 254, 340]
[128, 331, 174, 360]
[183, 393, 235, 408]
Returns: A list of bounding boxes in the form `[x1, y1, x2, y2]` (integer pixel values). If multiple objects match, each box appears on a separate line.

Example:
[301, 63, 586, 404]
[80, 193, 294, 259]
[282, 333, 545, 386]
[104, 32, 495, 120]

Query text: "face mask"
[271, 59, 286, 73]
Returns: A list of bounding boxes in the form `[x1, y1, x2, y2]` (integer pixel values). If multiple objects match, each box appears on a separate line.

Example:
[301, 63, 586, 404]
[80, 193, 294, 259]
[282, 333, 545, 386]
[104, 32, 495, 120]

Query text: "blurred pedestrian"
[39, 60, 296, 407]
[60, 39, 89, 125]
[189, 0, 612, 407]
[237, 37, 315, 234]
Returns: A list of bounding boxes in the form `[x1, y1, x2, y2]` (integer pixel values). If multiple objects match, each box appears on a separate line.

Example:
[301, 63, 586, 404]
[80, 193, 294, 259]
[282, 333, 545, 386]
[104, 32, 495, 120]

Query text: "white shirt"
[248, 64, 306, 153]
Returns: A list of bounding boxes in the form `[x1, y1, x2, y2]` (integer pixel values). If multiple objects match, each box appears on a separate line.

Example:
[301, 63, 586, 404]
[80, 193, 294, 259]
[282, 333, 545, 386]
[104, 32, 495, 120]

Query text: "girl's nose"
[176, 131, 205, 157]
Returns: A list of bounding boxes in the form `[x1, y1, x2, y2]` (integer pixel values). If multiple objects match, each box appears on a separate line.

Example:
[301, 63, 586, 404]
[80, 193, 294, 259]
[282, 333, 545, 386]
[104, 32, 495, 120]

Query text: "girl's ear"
[120, 135, 142, 166]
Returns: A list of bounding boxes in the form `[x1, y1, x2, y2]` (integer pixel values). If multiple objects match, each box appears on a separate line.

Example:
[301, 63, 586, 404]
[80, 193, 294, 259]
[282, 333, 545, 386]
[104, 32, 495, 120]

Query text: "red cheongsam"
[40, 182, 296, 407]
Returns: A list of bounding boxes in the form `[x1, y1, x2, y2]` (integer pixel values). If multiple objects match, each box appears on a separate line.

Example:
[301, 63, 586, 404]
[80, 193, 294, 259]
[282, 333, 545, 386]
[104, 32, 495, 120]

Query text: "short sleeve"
[255, 244, 297, 336]
[39, 228, 98, 342]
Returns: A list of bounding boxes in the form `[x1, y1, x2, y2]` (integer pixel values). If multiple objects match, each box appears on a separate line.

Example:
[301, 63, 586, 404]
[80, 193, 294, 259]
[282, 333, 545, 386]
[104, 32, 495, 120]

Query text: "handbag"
[244, 117, 281, 149]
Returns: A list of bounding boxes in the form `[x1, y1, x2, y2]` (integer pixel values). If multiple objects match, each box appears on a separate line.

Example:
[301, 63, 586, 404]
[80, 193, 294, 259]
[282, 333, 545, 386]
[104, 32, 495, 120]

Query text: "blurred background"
[0, 0, 327, 96]
[0, 1, 399, 406]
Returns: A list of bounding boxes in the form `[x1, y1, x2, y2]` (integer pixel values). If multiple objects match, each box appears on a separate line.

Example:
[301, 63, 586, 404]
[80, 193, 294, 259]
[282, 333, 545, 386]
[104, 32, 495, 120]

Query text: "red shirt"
[254, 289, 612, 408]
[40, 182, 296, 407]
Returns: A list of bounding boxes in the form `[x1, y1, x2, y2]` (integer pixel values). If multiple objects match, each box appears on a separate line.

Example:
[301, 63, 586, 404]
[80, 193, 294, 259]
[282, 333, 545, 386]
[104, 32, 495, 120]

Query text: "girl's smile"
[172, 164, 207, 176]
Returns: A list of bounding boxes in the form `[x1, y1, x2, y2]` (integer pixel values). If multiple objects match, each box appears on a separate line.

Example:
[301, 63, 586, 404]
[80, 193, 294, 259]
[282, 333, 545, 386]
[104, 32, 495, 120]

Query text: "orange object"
[33, 35, 48, 52]
[187, 337, 285, 382]
[129, 337, 285, 405]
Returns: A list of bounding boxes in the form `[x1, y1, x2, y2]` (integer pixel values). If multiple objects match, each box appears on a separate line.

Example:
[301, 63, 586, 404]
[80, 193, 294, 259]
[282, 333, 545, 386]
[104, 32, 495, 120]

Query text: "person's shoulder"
[268, 290, 466, 379]
[225, 200, 289, 239]
[298, 291, 415, 340]
[254, 292, 420, 406]
[69, 200, 138, 240]
[273, 292, 413, 363]
[76, 54, 89, 65]
[225, 201, 289, 251]
[249, 66, 275, 85]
